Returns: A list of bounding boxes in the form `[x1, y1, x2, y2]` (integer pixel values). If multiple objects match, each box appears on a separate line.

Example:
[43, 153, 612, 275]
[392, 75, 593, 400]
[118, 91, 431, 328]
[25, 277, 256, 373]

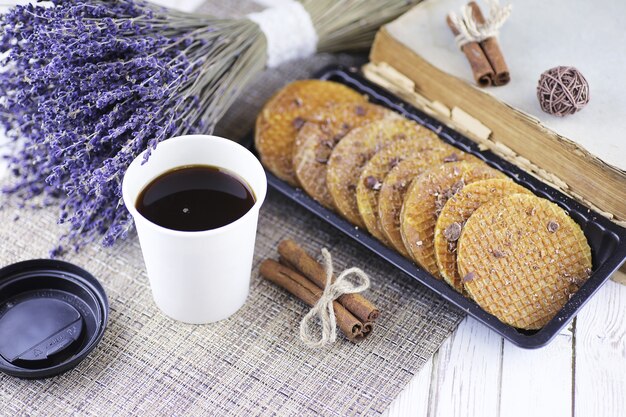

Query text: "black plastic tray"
[249, 66, 626, 349]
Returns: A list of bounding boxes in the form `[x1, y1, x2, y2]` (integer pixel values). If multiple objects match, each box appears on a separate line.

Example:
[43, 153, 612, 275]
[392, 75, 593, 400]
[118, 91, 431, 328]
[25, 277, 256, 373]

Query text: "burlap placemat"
[0, 188, 463, 416]
[0, 2, 464, 415]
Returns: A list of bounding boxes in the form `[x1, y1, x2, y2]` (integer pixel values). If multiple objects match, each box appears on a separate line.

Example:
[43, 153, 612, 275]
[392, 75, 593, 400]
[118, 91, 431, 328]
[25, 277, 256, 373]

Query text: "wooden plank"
[575, 280, 626, 417]
[499, 325, 574, 417]
[385, 357, 433, 417]
[427, 317, 503, 417]
[370, 28, 626, 225]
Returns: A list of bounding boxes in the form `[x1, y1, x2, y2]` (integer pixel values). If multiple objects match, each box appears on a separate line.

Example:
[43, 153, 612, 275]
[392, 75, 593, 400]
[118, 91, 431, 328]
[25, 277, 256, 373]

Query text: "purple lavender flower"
[0, 0, 260, 251]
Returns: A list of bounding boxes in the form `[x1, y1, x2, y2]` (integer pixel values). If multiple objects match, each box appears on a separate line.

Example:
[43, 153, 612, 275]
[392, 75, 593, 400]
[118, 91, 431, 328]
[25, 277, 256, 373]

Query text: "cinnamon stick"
[446, 15, 494, 87]
[469, 1, 510, 86]
[277, 240, 380, 322]
[362, 322, 374, 337]
[259, 259, 365, 341]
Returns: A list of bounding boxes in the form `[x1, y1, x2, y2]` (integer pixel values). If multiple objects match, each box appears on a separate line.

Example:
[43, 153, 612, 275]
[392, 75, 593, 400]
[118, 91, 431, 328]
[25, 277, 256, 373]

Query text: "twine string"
[299, 248, 370, 348]
[537, 66, 590, 116]
[449, 0, 512, 48]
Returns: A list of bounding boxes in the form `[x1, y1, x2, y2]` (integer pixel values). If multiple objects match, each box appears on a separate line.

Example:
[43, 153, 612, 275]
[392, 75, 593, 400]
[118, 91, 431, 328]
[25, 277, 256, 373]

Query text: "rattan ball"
[537, 66, 589, 117]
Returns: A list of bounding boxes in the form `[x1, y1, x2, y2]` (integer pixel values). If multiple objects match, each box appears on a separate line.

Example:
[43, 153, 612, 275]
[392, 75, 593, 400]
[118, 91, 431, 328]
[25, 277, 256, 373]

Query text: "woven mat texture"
[0, 1, 464, 416]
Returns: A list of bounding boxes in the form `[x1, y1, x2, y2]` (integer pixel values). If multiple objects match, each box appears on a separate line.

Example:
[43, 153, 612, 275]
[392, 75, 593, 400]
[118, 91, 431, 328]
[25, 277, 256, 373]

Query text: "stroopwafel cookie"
[326, 118, 430, 228]
[293, 102, 397, 208]
[457, 193, 592, 329]
[356, 135, 451, 243]
[378, 151, 480, 257]
[255, 80, 366, 186]
[400, 162, 505, 276]
[434, 179, 532, 292]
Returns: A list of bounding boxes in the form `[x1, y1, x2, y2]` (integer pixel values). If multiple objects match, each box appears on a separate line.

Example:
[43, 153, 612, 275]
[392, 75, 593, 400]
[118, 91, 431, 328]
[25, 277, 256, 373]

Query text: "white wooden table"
[386, 274, 626, 417]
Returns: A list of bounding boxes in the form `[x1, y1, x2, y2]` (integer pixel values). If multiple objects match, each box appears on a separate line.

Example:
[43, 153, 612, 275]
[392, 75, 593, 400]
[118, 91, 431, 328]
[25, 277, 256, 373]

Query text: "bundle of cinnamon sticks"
[447, 1, 510, 87]
[259, 240, 379, 342]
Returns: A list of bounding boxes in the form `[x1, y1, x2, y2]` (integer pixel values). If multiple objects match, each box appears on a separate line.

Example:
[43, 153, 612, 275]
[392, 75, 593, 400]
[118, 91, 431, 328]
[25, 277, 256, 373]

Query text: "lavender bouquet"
[0, 0, 419, 251]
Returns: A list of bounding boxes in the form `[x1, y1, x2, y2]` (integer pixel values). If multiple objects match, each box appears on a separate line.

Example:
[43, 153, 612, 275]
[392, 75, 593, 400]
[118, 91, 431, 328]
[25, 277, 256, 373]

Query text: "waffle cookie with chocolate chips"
[434, 178, 532, 292]
[255, 80, 366, 186]
[326, 118, 430, 228]
[293, 102, 397, 209]
[457, 193, 592, 329]
[356, 132, 451, 243]
[378, 151, 480, 257]
[400, 162, 505, 276]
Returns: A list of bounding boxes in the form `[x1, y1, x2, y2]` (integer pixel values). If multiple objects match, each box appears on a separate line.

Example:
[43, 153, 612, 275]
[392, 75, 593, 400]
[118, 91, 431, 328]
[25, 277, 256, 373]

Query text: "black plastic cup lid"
[0, 259, 108, 378]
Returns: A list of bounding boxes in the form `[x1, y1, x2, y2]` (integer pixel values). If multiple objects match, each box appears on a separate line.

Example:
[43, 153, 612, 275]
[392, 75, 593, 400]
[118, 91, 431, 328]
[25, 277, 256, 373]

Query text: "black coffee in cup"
[136, 165, 255, 231]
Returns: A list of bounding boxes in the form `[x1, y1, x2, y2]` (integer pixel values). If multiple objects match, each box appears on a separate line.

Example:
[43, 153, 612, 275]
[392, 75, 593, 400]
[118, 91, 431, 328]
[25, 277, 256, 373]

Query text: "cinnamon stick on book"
[259, 259, 367, 341]
[468, 1, 510, 86]
[278, 239, 380, 323]
[446, 15, 494, 87]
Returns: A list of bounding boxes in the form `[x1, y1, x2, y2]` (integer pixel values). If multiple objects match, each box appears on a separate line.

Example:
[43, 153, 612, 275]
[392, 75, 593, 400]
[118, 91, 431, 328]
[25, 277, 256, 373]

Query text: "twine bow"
[449, 0, 512, 48]
[299, 249, 370, 348]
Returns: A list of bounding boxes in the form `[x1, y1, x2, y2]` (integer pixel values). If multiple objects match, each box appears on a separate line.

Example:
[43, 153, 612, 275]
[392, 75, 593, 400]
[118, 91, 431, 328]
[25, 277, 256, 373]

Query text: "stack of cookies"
[255, 80, 593, 330]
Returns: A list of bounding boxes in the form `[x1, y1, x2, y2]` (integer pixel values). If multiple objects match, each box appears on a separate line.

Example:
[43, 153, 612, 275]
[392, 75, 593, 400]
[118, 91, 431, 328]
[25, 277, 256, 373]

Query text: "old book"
[368, 0, 626, 229]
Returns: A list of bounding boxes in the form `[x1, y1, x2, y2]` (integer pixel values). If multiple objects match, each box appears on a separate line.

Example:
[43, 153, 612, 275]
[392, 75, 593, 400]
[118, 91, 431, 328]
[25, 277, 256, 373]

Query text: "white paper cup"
[122, 135, 267, 324]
